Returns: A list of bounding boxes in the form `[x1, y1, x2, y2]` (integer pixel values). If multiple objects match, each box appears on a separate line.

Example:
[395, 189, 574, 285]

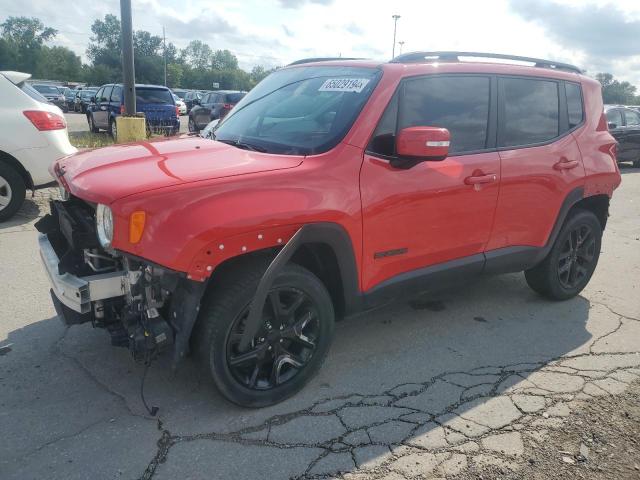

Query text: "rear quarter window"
[225, 93, 246, 103]
[566, 83, 584, 128]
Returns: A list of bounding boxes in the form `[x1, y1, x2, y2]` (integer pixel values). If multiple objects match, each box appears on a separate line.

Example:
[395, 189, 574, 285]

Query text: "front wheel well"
[570, 194, 609, 230]
[0, 150, 33, 190]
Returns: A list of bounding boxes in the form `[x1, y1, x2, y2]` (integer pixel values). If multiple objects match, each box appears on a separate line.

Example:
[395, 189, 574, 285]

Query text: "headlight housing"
[96, 204, 114, 248]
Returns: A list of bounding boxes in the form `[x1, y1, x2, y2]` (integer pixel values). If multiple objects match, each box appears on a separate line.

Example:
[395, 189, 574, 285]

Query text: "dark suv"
[605, 105, 640, 167]
[39, 52, 620, 407]
[188, 90, 246, 132]
[87, 84, 180, 137]
[183, 90, 202, 113]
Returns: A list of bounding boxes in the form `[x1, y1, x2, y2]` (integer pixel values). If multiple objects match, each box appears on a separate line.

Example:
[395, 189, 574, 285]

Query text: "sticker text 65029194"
[318, 78, 370, 93]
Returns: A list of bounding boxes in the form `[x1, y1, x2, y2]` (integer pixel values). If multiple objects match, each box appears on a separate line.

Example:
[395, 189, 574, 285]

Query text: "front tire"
[188, 117, 198, 133]
[195, 261, 335, 407]
[525, 209, 602, 300]
[109, 118, 117, 139]
[0, 163, 26, 222]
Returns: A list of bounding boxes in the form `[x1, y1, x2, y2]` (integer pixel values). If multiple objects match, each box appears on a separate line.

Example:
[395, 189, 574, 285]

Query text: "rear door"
[95, 85, 112, 128]
[195, 93, 214, 128]
[622, 108, 640, 161]
[109, 85, 123, 122]
[361, 74, 500, 291]
[486, 77, 585, 253]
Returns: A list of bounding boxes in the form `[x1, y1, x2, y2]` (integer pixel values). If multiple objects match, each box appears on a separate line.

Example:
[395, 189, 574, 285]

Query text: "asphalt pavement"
[1, 167, 639, 480]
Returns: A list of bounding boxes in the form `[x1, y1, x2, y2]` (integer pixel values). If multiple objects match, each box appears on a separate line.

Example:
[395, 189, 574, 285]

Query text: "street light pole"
[391, 14, 400, 59]
[162, 25, 167, 87]
[120, 0, 136, 115]
[399, 41, 405, 55]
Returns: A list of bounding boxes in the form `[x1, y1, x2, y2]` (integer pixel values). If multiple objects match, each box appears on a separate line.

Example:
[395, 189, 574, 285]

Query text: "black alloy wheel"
[226, 287, 320, 390]
[557, 223, 596, 290]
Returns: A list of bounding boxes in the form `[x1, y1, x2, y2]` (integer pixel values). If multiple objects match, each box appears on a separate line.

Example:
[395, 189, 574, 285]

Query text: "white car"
[0, 71, 77, 221]
[173, 94, 187, 115]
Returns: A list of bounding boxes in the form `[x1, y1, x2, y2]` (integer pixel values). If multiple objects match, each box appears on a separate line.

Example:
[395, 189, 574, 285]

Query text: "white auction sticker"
[319, 78, 370, 93]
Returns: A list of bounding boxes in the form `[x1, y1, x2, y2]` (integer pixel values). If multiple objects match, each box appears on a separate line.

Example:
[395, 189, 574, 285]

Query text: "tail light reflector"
[120, 104, 125, 114]
[23, 110, 66, 131]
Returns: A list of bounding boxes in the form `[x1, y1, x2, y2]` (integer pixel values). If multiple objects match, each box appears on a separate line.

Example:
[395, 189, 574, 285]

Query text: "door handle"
[464, 174, 497, 185]
[554, 159, 579, 170]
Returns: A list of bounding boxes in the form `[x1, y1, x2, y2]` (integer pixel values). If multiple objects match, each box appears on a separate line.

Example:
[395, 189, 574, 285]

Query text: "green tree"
[596, 73, 638, 105]
[211, 49, 238, 70]
[0, 16, 56, 73]
[87, 14, 121, 72]
[182, 40, 212, 70]
[36, 45, 83, 81]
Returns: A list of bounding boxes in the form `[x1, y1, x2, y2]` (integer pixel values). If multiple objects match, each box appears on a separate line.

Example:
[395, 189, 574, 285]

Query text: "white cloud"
[2, 0, 639, 84]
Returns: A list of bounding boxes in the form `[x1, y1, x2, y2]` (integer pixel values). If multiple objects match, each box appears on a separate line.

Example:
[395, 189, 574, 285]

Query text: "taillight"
[23, 110, 66, 131]
[223, 103, 233, 109]
[119, 104, 125, 114]
[176, 106, 180, 116]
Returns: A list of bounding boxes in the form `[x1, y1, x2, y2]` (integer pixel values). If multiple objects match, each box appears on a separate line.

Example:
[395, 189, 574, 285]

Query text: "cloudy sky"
[2, 0, 640, 84]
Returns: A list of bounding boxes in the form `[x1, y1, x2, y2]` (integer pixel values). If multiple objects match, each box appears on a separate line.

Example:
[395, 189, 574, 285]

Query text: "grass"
[69, 132, 115, 149]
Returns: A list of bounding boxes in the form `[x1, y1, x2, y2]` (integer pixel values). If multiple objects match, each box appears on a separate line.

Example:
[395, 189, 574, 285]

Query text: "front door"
[623, 108, 640, 162]
[361, 74, 500, 292]
[95, 85, 113, 129]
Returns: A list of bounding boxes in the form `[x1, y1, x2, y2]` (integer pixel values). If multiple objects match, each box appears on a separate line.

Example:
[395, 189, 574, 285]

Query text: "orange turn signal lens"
[129, 211, 146, 244]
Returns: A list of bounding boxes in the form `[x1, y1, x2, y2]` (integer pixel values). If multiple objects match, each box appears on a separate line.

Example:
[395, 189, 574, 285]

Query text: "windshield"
[32, 84, 60, 94]
[136, 88, 174, 104]
[214, 66, 380, 155]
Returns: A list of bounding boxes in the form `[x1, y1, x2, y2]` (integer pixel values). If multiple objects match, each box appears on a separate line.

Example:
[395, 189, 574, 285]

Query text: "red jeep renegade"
[37, 52, 621, 407]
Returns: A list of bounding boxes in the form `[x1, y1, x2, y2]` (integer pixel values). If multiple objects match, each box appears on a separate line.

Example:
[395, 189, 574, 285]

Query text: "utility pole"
[120, 0, 136, 115]
[399, 41, 405, 55]
[391, 14, 400, 59]
[163, 25, 167, 86]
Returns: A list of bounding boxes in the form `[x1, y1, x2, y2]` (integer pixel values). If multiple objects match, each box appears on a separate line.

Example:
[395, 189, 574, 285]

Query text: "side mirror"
[395, 126, 450, 162]
[607, 122, 617, 129]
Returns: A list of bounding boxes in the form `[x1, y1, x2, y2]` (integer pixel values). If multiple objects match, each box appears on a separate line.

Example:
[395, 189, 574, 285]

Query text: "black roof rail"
[390, 51, 583, 74]
[288, 57, 363, 66]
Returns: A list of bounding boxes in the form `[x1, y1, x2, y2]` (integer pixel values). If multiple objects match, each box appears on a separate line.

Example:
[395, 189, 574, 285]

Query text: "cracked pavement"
[1, 167, 639, 480]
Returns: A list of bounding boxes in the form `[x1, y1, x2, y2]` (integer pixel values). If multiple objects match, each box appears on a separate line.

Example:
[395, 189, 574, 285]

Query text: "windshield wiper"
[217, 139, 268, 153]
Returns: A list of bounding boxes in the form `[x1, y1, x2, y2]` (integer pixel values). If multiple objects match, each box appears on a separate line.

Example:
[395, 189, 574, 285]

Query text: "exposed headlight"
[96, 204, 114, 248]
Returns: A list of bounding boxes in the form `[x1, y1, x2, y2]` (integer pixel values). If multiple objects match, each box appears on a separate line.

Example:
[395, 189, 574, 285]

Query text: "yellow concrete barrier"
[115, 116, 146, 143]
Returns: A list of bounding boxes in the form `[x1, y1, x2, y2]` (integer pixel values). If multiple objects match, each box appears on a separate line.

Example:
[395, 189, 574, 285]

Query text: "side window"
[499, 78, 559, 147]
[399, 76, 491, 154]
[110, 86, 122, 103]
[624, 109, 640, 126]
[94, 88, 104, 103]
[565, 83, 583, 128]
[606, 109, 623, 128]
[202, 93, 211, 104]
[101, 86, 113, 102]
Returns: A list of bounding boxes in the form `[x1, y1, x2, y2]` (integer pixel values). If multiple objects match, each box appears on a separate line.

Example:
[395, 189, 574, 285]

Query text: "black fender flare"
[238, 222, 361, 350]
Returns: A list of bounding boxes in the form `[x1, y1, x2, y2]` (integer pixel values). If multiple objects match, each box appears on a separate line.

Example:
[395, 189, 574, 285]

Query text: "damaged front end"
[36, 196, 205, 366]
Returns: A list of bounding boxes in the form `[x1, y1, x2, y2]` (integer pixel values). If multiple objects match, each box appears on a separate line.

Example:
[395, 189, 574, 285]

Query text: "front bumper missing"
[39, 234, 127, 314]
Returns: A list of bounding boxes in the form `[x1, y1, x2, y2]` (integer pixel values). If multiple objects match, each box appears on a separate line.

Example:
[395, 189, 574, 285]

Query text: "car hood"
[56, 136, 304, 204]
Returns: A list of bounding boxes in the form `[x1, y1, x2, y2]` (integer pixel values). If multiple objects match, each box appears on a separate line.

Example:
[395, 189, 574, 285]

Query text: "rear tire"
[0, 163, 26, 222]
[195, 261, 335, 407]
[633, 160, 640, 168]
[525, 209, 602, 300]
[188, 117, 198, 133]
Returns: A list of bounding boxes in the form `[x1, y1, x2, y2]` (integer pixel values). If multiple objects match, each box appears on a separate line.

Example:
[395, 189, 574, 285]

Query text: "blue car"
[87, 84, 180, 137]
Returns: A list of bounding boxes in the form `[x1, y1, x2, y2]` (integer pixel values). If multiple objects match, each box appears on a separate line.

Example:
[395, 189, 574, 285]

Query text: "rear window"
[20, 83, 48, 102]
[136, 88, 174, 104]
[499, 78, 559, 147]
[225, 93, 245, 103]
